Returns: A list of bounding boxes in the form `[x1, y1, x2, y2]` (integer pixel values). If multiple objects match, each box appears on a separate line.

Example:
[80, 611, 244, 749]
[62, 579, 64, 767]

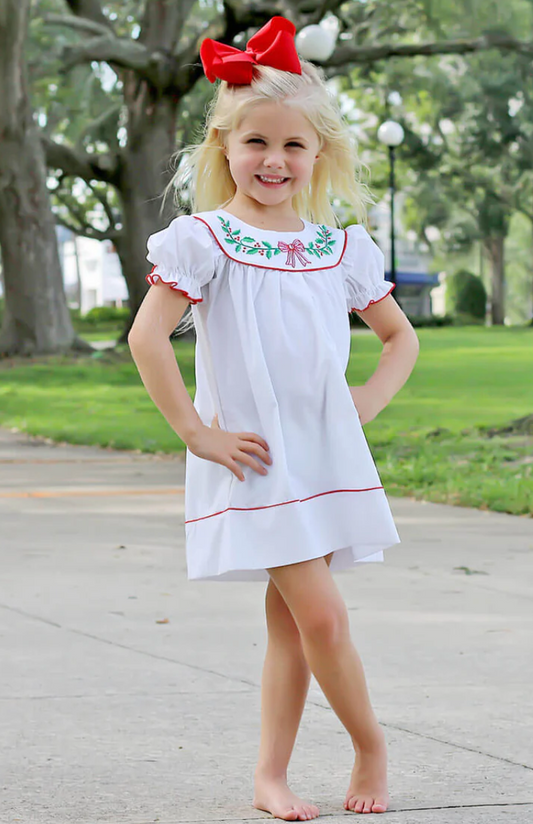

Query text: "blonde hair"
[167, 59, 372, 225]
[166, 59, 373, 334]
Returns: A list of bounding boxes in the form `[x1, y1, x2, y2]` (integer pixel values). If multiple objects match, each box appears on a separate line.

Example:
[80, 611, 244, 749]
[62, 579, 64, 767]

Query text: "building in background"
[57, 226, 128, 313]
[369, 200, 440, 317]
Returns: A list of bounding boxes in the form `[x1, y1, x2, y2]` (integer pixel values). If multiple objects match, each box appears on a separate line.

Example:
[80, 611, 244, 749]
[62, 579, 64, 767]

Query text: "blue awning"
[385, 271, 440, 286]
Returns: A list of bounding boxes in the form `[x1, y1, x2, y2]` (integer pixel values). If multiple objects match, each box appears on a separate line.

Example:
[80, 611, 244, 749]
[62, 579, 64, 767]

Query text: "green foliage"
[71, 306, 130, 326]
[446, 270, 487, 319]
[407, 315, 454, 327]
[344, 0, 533, 324]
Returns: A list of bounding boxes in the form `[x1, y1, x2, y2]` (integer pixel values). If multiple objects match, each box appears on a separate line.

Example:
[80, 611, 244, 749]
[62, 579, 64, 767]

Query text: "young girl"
[129, 16, 419, 818]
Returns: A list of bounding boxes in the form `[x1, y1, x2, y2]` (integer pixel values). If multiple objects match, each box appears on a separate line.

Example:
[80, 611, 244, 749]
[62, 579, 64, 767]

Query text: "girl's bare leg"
[253, 559, 333, 821]
[266, 557, 389, 815]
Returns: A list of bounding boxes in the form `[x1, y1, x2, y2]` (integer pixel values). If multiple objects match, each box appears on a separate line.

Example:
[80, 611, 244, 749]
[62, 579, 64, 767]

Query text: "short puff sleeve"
[146, 215, 215, 304]
[343, 224, 395, 312]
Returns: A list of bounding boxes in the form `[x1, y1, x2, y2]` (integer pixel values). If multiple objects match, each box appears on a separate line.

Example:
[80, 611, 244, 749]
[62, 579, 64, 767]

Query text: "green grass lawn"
[0, 326, 531, 515]
[78, 331, 120, 342]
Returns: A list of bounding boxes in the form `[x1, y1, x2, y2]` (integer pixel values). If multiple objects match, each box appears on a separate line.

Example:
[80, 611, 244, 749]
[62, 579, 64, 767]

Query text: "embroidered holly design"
[217, 215, 336, 268]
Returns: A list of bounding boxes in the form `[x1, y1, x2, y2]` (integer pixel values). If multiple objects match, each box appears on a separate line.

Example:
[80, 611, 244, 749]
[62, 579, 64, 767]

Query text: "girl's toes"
[362, 798, 374, 813]
[372, 801, 387, 813]
[354, 798, 365, 814]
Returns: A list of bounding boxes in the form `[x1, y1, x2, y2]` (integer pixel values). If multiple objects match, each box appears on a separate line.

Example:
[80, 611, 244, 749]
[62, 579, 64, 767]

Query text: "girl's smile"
[255, 174, 291, 187]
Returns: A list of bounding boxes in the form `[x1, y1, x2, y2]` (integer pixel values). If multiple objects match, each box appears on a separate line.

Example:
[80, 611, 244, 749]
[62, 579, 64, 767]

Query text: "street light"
[377, 120, 405, 297]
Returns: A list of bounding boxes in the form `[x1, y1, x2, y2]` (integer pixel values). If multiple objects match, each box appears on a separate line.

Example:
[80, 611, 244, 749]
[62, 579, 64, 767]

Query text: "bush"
[73, 306, 130, 326]
[350, 309, 453, 329]
[408, 315, 454, 328]
[447, 269, 487, 320]
[453, 312, 486, 326]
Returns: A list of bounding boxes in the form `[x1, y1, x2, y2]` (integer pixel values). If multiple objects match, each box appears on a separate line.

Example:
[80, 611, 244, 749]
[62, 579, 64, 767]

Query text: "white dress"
[146, 208, 401, 581]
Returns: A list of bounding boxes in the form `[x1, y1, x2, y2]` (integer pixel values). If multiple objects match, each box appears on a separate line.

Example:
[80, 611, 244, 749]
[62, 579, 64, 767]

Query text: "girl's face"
[224, 100, 321, 212]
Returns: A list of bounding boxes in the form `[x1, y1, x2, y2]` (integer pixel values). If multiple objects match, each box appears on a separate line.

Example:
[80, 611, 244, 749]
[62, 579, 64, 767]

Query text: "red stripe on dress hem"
[350, 283, 395, 313]
[145, 267, 203, 304]
[185, 485, 384, 524]
[193, 215, 348, 272]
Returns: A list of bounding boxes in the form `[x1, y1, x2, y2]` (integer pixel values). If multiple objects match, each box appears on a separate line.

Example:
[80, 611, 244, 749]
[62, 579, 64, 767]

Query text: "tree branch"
[63, 0, 114, 33]
[60, 34, 151, 73]
[87, 181, 117, 229]
[43, 13, 111, 38]
[54, 193, 122, 242]
[326, 32, 533, 68]
[42, 135, 121, 186]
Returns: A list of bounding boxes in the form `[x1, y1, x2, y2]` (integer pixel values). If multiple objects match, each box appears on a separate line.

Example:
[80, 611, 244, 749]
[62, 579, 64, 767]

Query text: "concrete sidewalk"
[1, 426, 532, 824]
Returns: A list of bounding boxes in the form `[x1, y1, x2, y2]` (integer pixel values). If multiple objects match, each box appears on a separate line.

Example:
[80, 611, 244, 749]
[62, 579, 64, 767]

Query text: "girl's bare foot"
[344, 729, 389, 814]
[253, 775, 320, 820]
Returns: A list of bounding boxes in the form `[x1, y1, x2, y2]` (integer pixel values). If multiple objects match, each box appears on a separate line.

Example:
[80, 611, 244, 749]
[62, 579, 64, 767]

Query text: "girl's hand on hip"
[187, 414, 272, 482]
[348, 385, 383, 426]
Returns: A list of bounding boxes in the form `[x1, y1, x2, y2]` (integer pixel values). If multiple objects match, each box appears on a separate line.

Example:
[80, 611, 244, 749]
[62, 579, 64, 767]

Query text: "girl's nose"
[263, 154, 285, 169]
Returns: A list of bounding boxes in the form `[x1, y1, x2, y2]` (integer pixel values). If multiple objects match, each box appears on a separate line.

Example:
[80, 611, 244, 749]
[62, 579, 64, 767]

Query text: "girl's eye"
[246, 139, 304, 148]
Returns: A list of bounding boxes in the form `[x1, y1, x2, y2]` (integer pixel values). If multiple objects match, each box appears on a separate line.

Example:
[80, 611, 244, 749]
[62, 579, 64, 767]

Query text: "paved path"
[1, 427, 532, 823]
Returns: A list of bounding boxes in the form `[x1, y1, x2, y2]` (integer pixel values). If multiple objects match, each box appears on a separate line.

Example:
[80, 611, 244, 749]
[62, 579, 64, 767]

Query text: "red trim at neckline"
[193, 215, 348, 272]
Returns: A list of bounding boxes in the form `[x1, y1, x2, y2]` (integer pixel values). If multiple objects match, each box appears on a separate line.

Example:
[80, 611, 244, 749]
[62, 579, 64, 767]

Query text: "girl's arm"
[128, 284, 205, 444]
[349, 295, 420, 425]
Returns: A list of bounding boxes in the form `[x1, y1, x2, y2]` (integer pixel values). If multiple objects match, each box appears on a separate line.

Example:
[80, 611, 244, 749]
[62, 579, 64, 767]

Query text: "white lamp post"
[377, 120, 404, 294]
[295, 24, 336, 62]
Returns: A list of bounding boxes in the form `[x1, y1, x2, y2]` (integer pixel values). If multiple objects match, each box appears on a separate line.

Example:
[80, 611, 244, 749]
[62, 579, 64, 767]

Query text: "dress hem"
[187, 538, 400, 582]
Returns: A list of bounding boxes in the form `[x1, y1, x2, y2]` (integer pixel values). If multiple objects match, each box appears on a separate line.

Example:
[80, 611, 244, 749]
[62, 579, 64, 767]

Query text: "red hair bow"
[200, 16, 302, 85]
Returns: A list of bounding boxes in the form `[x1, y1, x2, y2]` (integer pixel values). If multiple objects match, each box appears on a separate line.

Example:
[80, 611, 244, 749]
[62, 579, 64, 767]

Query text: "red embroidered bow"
[277, 239, 311, 268]
[200, 16, 302, 85]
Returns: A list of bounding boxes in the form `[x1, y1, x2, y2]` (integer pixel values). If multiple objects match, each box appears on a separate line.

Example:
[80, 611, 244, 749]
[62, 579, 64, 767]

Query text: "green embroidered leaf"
[274, 248, 281, 255]
[225, 238, 236, 245]
[231, 229, 241, 237]
[266, 250, 272, 259]
[246, 247, 260, 254]
[241, 236, 255, 243]
[235, 244, 243, 252]
[263, 241, 273, 249]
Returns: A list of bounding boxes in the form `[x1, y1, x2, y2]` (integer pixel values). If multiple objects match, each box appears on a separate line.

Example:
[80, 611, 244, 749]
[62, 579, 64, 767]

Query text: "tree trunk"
[115, 83, 180, 342]
[485, 234, 505, 325]
[0, 0, 88, 355]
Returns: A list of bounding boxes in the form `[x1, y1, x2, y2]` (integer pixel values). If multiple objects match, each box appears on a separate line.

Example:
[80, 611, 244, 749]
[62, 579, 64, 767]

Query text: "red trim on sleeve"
[145, 266, 203, 304]
[350, 283, 395, 313]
